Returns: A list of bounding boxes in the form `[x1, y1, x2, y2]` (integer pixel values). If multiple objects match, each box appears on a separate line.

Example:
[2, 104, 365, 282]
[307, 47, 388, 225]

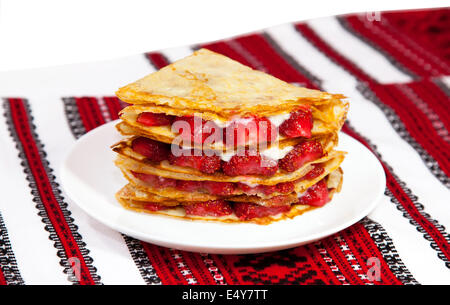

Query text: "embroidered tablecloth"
[0, 8, 449, 285]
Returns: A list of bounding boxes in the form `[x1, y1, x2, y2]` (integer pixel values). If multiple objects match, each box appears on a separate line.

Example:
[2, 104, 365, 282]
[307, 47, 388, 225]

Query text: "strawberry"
[173, 115, 221, 144]
[184, 200, 233, 217]
[131, 137, 170, 162]
[233, 202, 291, 220]
[224, 116, 277, 146]
[202, 181, 236, 196]
[298, 180, 330, 207]
[301, 164, 325, 180]
[275, 181, 295, 194]
[137, 112, 174, 126]
[176, 180, 203, 192]
[131, 171, 177, 188]
[222, 151, 278, 176]
[279, 108, 313, 138]
[168, 152, 221, 174]
[279, 141, 323, 172]
[143, 202, 171, 212]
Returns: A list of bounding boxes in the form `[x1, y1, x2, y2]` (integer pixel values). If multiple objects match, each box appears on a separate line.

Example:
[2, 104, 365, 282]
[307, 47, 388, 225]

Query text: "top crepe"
[116, 49, 345, 119]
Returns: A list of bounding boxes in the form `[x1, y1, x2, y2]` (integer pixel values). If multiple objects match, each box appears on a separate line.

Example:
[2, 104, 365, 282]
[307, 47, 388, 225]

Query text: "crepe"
[111, 132, 338, 164]
[117, 99, 348, 147]
[116, 49, 346, 118]
[111, 48, 348, 224]
[115, 168, 343, 224]
[115, 150, 345, 186]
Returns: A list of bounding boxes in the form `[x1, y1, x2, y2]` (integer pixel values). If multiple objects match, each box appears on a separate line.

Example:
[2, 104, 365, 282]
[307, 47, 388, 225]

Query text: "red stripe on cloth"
[202, 41, 254, 67]
[75, 97, 106, 131]
[234, 34, 318, 88]
[382, 9, 450, 73]
[103, 97, 125, 120]
[0, 269, 6, 285]
[209, 255, 240, 285]
[342, 15, 447, 78]
[146, 52, 170, 69]
[342, 124, 450, 264]
[141, 244, 188, 285]
[320, 236, 366, 284]
[342, 225, 403, 285]
[295, 23, 374, 83]
[181, 252, 218, 285]
[215, 245, 340, 285]
[366, 83, 450, 176]
[7, 98, 98, 285]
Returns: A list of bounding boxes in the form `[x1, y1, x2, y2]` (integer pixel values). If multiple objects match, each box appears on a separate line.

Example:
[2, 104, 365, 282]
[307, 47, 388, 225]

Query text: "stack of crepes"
[112, 49, 348, 224]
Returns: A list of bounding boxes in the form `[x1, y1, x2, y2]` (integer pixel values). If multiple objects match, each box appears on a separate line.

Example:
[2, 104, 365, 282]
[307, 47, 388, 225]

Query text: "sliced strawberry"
[279, 108, 313, 138]
[233, 202, 291, 220]
[131, 137, 170, 162]
[137, 112, 174, 126]
[298, 180, 330, 207]
[275, 181, 295, 194]
[279, 141, 323, 172]
[168, 151, 221, 174]
[173, 115, 221, 144]
[238, 181, 294, 196]
[202, 181, 236, 196]
[184, 200, 233, 217]
[143, 202, 172, 212]
[176, 180, 203, 192]
[131, 171, 177, 188]
[301, 164, 325, 180]
[224, 116, 277, 146]
[222, 151, 278, 176]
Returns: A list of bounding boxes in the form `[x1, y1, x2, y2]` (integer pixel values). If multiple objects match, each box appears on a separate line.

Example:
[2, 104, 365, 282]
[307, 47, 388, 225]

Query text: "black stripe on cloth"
[61, 97, 162, 285]
[0, 212, 25, 285]
[356, 83, 450, 188]
[360, 217, 418, 285]
[3, 98, 102, 284]
[122, 235, 162, 285]
[62, 97, 87, 139]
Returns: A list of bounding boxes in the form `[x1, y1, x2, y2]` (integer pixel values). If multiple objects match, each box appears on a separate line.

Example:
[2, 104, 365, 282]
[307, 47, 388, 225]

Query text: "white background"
[0, 0, 447, 72]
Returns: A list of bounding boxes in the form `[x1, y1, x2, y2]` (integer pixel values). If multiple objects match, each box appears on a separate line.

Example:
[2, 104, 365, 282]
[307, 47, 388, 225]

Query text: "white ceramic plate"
[60, 120, 385, 254]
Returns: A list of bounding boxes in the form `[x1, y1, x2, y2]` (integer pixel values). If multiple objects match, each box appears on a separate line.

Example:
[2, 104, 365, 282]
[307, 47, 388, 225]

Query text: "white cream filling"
[267, 113, 291, 127]
[212, 112, 291, 128]
[218, 144, 293, 162]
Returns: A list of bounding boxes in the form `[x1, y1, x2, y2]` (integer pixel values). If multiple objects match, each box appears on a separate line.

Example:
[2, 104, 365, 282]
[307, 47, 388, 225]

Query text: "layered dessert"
[112, 49, 348, 224]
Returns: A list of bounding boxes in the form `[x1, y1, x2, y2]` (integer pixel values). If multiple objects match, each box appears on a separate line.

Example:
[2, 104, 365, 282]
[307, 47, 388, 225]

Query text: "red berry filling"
[131, 137, 170, 162]
[137, 112, 174, 126]
[298, 180, 330, 207]
[279, 108, 313, 138]
[173, 115, 220, 144]
[301, 164, 325, 180]
[143, 202, 171, 212]
[233, 202, 291, 220]
[168, 151, 221, 174]
[222, 151, 278, 176]
[279, 141, 323, 172]
[184, 200, 233, 217]
[238, 181, 294, 196]
[131, 171, 177, 188]
[223, 116, 277, 146]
